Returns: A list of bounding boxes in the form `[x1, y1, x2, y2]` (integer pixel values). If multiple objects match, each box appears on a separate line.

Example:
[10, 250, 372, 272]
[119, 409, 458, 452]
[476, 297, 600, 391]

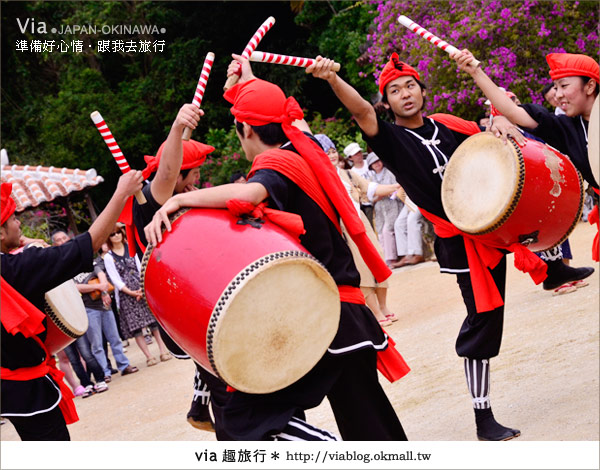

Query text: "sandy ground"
[1, 221, 598, 442]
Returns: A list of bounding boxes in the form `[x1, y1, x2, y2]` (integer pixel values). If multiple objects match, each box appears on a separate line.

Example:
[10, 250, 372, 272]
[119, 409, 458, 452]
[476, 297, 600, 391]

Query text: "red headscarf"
[546, 53, 599, 83]
[378, 52, 421, 96]
[141, 139, 214, 180]
[1, 182, 16, 225]
[224, 78, 391, 282]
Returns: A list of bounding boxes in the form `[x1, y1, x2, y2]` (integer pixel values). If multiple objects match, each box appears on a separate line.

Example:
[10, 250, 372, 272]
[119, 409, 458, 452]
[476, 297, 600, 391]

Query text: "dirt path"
[2, 221, 598, 442]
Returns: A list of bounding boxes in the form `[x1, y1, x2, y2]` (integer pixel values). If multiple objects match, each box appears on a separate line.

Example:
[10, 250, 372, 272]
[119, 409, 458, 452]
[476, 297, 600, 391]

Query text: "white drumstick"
[398, 15, 480, 67]
[250, 51, 341, 72]
[182, 52, 215, 141]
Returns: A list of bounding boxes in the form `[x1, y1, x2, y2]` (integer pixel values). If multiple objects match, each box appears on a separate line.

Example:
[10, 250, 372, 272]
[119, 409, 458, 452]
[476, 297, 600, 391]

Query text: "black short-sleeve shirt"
[363, 117, 472, 272]
[521, 103, 598, 189]
[1, 233, 93, 415]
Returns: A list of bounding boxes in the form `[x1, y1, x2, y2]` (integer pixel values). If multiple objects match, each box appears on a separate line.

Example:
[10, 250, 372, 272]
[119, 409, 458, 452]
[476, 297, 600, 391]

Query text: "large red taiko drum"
[441, 133, 583, 251]
[141, 208, 340, 394]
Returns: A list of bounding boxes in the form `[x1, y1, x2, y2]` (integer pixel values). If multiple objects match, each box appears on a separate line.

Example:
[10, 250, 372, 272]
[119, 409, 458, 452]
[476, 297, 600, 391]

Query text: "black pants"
[360, 204, 375, 229]
[220, 347, 407, 441]
[455, 255, 507, 359]
[7, 406, 70, 441]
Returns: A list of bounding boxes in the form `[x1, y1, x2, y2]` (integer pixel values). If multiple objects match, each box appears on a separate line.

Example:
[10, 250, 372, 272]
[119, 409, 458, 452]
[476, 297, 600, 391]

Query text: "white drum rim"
[208, 250, 340, 394]
[44, 280, 88, 337]
[442, 133, 524, 234]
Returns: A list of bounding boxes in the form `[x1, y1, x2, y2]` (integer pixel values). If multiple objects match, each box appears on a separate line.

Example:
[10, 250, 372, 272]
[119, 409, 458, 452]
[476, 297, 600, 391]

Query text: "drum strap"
[0, 277, 79, 424]
[419, 209, 548, 313]
[580, 116, 588, 144]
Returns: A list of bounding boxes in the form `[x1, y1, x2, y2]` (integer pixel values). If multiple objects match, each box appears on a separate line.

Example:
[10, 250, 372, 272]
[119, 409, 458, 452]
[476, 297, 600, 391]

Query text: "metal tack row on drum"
[442, 132, 583, 251]
[141, 208, 341, 394]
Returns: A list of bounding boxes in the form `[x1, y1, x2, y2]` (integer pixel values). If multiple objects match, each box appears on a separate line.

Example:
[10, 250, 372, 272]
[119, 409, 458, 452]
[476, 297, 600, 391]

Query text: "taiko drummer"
[308, 52, 544, 441]
[453, 49, 599, 261]
[0, 172, 143, 440]
[145, 55, 408, 441]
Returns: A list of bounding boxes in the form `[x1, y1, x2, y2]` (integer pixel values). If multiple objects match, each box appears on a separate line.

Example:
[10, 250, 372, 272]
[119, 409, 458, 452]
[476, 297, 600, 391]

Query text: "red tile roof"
[1, 163, 104, 212]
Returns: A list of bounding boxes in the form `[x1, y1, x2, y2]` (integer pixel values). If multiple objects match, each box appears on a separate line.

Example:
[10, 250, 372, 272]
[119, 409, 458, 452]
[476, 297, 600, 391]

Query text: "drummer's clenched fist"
[307, 56, 337, 82]
[174, 103, 202, 132]
[115, 170, 144, 198]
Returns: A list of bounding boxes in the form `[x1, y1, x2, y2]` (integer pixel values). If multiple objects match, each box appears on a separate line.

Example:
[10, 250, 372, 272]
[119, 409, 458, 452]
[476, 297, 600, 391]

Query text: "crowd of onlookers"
[37, 226, 173, 401]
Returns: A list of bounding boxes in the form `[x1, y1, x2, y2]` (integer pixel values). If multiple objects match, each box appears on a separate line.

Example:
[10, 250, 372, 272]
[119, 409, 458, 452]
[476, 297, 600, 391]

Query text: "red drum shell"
[141, 208, 340, 394]
[44, 280, 89, 355]
[442, 133, 583, 251]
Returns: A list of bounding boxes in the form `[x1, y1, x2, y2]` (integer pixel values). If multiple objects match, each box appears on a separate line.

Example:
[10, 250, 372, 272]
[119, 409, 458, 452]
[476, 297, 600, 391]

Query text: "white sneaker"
[82, 385, 94, 398]
[94, 381, 109, 393]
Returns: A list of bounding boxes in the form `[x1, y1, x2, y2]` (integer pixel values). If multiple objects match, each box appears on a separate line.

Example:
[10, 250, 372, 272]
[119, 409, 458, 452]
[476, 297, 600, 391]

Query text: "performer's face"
[554, 76, 595, 117]
[384, 76, 425, 119]
[0, 214, 22, 252]
[175, 167, 201, 193]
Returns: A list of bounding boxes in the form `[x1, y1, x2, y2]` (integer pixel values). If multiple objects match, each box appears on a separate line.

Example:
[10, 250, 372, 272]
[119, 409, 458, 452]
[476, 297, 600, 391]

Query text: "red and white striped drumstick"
[224, 16, 276, 90]
[182, 51, 215, 141]
[398, 15, 480, 67]
[250, 51, 341, 72]
[90, 111, 146, 204]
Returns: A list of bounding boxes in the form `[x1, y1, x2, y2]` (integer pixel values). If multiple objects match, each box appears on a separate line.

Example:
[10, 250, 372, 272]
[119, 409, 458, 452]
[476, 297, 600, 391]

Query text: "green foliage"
[200, 125, 250, 187]
[307, 111, 366, 152]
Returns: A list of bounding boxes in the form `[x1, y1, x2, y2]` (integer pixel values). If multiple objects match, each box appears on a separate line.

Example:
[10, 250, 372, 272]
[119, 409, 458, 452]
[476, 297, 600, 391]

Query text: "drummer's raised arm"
[452, 49, 538, 129]
[307, 56, 379, 138]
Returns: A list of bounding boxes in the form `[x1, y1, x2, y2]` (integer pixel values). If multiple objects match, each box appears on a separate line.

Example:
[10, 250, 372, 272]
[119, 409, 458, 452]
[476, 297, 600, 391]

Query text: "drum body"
[44, 280, 89, 355]
[141, 208, 340, 394]
[442, 133, 583, 251]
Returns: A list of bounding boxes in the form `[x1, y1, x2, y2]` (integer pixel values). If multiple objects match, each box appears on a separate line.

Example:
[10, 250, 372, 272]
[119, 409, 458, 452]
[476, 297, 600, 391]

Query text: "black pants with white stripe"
[455, 255, 507, 359]
[218, 347, 407, 441]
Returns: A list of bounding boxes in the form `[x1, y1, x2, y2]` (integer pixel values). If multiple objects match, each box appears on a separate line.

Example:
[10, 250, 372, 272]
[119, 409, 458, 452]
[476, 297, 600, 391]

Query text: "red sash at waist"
[590, 188, 599, 262]
[420, 208, 547, 313]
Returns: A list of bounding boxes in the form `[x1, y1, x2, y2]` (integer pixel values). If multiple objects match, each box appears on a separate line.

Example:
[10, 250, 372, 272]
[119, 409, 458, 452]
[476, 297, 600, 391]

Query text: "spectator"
[367, 152, 401, 266]
[104, 224, 171, 367]
[52, 231, 109, 398]
[344, 142, 375, 227]
[392, 197, 425, 268]
[73, 251, 138, 383]
[318, 134, 400, 326]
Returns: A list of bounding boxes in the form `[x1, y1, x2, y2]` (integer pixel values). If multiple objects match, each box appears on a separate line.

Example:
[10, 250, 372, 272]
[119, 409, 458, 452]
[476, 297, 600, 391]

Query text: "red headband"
[1, 182, 16, 225]
[378, 53, 421, 96]
[142, 139, 214, 180]
[224, 78, 304, 126]
[546, 53, 599, 83]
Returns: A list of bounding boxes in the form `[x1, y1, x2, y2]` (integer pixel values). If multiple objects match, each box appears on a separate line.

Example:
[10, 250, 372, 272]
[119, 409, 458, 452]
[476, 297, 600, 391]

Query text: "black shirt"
[364, 116, 472, 272]
[1, 233, 93, 415]
[248, 145, 385, 354]
[521, 103, 598, 189]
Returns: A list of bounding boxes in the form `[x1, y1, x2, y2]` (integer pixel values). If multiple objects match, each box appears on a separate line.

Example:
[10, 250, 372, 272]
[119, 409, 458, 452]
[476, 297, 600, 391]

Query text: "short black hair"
[542, 82, 555, 97]
[235, 120, 287, 146]
[180, 168, 192, 179]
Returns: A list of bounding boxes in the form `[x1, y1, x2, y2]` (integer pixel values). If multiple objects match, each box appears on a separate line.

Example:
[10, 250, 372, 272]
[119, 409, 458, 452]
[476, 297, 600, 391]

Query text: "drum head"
[442, 132, 521, 234]
[45, 279, 88, 336]
[210, 254, 340, 394]
[588, 96, 599, 186]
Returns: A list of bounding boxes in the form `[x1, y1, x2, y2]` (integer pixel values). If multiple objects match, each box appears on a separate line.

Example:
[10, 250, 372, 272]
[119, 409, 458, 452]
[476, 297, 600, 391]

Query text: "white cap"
[366, 152, 380, 167]
[343, 142, 362, 158]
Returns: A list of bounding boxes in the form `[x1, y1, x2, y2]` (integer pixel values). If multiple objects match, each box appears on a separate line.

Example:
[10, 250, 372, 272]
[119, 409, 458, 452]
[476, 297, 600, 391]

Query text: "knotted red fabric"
[429, 113, 481, 135]
[590, 188, 600, 262]
[376, 331, 411, 383]
[1, 182, 16, 225]
[226, 199, 306, 241]
[546, 53, 599, 83]
[420, 209, 547, 313]
[0, 277, 79, 424]
[142, 139, 214, 180]
[378, 52, 421, 96]
[225, 78, 391, 283]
